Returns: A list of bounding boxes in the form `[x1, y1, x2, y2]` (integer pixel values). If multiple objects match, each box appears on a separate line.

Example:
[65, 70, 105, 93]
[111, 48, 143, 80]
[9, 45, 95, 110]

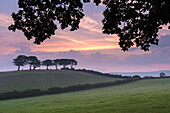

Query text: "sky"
[0, 0, 170, 73]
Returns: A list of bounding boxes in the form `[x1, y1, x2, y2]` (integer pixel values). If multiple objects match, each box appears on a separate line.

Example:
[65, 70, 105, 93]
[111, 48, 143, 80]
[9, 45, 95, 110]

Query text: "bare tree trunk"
[33, 66, 36, 70]
[18, 66, 20, 71]
[29, 65, 32, 70]
[55, 65, 57, 70]
[47, 66, 49, 70]
[71, 64, 73, 69]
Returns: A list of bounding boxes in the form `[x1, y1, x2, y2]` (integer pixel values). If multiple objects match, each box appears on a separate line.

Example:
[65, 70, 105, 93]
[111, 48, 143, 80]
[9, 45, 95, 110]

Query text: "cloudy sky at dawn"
[0, 0, 170, 72]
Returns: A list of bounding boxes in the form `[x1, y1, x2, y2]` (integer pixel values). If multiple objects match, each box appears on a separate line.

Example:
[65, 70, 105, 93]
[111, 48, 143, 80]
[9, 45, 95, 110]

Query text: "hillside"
[0, 70, 123, 93]
[0, 78, 169, 113]
[111, 70, 170, 77]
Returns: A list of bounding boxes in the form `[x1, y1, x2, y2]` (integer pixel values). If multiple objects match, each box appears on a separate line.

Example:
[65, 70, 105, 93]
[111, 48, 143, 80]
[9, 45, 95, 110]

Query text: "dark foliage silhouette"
[13, 55, 27, 71]
[53, 59, 78, 69]
[53, 59, 60, 70]
[9, 0, 170, 51]
[33, 60, 41, 70]
[69, 59, 77, 69]
[160, 72, 166, 77]
[13, 55, 78, 70]
[42, 59, 53, 70]
[27, 56, 39, 70]
[58, 59, 71, 69]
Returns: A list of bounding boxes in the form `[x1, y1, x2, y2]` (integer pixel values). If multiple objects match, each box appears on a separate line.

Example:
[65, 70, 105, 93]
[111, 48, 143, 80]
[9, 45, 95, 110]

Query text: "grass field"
[0, 78, 170, 113]
[0, 70, 123, 93]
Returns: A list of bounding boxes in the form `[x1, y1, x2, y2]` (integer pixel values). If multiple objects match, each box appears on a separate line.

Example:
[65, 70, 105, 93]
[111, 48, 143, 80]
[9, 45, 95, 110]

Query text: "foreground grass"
[0, 70, 122, 93]
[0, 78, 170, 113]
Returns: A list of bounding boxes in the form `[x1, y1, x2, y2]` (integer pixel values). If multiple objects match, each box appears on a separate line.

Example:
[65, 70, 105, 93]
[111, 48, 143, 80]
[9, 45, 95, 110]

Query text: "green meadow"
[0, 78, 170, 113]
[0, 70, 123, 93]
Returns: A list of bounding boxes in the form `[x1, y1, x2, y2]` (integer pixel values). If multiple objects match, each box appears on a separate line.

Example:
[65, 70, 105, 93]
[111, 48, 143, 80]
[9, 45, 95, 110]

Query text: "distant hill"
[0, 70, 123, 93]
[110, 70, 170, 77]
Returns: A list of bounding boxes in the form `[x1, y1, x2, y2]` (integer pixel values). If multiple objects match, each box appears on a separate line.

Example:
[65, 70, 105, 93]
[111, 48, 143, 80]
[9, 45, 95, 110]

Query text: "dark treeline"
[0, 79, 139, 101]
[142, 76, 170, 79]
[71, 69, 142, 79]
[13, 55, 77, 71]
[74, 69, 169, 79]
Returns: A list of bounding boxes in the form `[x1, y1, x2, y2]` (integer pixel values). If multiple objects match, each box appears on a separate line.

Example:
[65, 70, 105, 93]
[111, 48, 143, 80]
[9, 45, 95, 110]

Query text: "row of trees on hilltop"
[13, 55, 77, 71]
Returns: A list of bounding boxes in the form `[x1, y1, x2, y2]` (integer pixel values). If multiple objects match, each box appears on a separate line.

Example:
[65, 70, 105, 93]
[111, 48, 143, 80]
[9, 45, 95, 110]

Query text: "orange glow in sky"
[0, 1, 170, 72]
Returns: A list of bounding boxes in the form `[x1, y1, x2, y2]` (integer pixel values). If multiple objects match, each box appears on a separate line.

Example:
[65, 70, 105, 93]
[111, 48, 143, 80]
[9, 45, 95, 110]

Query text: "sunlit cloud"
[31, 32, 120, 52]
[73, 45, 118, 51]
[1, 1, 170, 73]
[158, 33, 167, 38]
[33, 42, 119, 52]
[0, 42, 19, 55]
[103, 35, 119, 42]
[52, 35, 87, 44]
[80, 16, 102, 33]
[158, 25, 170, 37]
[0, 13, 13, 27]
[161, 25, 170, 30]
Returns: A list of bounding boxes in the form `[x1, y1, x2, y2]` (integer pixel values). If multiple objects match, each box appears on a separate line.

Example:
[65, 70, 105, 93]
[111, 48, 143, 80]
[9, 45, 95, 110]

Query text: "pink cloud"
[0, 13, 13, 27]
[80, 16, 102, 33]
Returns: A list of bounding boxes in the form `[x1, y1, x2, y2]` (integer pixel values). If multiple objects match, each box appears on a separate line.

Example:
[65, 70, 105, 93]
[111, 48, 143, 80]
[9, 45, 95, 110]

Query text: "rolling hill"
[0, 78, 169, 113]
[111, 70, 170, 77]
[0, 70, 123, 93]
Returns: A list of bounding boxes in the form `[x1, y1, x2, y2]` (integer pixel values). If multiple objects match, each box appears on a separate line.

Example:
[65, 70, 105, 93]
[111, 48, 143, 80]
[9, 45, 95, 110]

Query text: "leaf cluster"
[102, 0, 170, 51]
[9, 0, 170, 51]
[9, 0, 86, 44]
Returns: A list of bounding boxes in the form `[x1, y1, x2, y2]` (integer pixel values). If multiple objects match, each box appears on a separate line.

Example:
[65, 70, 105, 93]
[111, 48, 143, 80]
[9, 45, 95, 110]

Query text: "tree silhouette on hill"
[53, 59, 60, 70]
[33, 60, 41, 70]
[69, 59, 77, 69]
[59, 59, 71, 69]
[13, 55, 27, 71]
[42, 59, 53, 70]
[13, 55, 78, 71]
[160, 72, 166, 78]
[27, 56, 39, 70]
